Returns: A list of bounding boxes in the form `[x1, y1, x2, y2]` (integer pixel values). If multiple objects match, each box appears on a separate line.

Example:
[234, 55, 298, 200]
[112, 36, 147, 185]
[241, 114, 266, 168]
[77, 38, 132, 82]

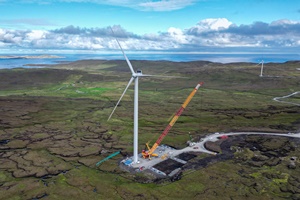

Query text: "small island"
[0, 55, 64, 59]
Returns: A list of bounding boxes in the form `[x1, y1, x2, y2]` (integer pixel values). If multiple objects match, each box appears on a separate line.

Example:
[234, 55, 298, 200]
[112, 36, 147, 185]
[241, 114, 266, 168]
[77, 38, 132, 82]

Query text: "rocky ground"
[0, 96, 127, 199]
[193, 135, 300, 199]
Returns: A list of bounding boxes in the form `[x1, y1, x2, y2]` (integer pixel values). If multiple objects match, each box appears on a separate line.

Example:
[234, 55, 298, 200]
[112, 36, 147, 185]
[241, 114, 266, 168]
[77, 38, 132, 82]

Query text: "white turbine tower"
[108, 29, 179, 163]
[258, 60, 264, 77]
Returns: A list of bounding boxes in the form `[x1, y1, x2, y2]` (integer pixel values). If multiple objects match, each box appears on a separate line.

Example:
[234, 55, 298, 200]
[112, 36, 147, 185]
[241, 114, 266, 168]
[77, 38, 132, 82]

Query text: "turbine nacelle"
[132, 69, 142, 78]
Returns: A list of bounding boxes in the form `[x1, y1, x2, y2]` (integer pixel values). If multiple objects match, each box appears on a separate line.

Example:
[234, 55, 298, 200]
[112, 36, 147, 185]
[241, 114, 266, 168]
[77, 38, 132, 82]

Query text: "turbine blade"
[255, 61, 262, 66]
[108, 77, 135, 121]
[110, 27, 135, 75]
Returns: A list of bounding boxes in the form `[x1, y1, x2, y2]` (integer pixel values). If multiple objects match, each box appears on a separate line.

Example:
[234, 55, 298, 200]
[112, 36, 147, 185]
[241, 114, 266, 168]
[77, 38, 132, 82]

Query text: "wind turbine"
[108, 29, 179, 164]
[258, 60, 264, 77]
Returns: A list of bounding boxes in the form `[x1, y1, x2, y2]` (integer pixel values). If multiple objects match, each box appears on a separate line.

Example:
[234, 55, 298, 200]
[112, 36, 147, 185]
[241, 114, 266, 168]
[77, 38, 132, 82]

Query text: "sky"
[0, 0, 300, 54]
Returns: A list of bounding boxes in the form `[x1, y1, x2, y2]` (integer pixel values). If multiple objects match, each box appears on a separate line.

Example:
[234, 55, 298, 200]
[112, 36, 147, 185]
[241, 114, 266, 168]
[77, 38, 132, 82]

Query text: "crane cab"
[142, 150, 149, 159]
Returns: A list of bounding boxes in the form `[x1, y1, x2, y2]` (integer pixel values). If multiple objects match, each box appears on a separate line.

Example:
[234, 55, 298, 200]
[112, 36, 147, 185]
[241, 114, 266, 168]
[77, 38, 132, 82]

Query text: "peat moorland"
[0, 59, 299, 199]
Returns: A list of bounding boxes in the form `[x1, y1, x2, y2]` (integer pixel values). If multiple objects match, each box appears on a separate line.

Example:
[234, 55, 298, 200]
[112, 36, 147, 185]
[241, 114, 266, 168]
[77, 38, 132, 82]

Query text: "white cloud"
[0, 29, 5, 36]
[271, 19, 299, 26]
[26, 30, 47, 40]
[12, 0, 198, 11]
[138, 0, 197, 11]
[1, 18, 300, 52]
[0, 29, 23, 44]
[190, 18, 233, 33]
[167, 27, 188, 44]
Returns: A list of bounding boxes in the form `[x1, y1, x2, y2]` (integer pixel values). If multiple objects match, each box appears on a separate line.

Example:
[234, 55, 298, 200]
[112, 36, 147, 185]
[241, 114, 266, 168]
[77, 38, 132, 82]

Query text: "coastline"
[0, 53, 299, 69]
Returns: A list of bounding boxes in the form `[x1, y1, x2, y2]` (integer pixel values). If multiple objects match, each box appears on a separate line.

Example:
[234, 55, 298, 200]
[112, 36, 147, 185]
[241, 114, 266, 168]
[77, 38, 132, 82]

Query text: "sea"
[0, 53, 299, 69]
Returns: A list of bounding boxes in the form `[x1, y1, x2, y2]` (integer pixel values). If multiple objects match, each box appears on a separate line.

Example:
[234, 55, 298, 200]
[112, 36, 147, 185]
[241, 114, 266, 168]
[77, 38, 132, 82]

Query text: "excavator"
[142, 82, 204, 159]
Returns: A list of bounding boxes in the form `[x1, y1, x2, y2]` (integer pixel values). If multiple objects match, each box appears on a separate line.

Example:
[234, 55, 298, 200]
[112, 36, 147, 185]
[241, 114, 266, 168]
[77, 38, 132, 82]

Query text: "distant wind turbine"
[258, 60, 264, 77]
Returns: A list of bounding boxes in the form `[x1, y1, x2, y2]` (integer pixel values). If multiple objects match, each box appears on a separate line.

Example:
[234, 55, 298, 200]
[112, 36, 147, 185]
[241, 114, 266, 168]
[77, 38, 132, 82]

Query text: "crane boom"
[142, 82, 204, 159]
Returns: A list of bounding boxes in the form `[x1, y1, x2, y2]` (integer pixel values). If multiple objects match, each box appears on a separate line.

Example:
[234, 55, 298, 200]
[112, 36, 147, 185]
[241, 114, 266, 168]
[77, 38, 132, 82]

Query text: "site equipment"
[96, 151, 120, 166]
[142, 82, 204, 159]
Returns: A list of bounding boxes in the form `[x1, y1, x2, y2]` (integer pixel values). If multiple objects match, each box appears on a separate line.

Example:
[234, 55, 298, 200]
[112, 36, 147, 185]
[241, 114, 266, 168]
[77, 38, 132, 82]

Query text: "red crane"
[142, 82, 204, 159]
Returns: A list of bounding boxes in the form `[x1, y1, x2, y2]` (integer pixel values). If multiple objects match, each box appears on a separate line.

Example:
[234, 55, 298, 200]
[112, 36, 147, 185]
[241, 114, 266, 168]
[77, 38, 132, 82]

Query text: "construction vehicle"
[187, 132, 196, 147]
[142, 82, 204, 159]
